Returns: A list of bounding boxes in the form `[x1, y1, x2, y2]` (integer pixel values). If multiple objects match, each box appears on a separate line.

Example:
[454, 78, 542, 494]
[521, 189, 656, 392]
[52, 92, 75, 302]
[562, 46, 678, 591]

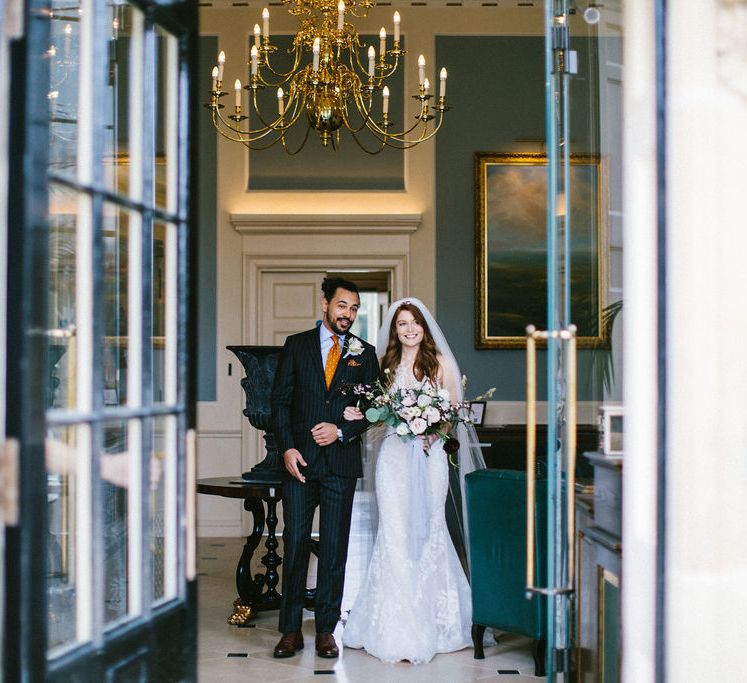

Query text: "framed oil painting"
[475, 152, 606, 349]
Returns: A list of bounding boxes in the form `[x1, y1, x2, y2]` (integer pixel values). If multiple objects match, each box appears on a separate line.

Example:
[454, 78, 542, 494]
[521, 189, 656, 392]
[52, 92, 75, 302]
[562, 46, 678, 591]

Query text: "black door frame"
[3, 0, 199, 679]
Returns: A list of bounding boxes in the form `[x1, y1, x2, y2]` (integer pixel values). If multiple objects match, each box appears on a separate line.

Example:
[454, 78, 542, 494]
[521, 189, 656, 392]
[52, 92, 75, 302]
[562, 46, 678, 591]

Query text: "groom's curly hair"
[381, 302, 440, 386]
[321, 276, 360, 301]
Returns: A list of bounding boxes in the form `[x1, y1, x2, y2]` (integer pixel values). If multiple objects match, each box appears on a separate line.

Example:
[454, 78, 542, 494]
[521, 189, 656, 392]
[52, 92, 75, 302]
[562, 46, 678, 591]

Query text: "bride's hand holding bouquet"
[342, 372, 495, 460]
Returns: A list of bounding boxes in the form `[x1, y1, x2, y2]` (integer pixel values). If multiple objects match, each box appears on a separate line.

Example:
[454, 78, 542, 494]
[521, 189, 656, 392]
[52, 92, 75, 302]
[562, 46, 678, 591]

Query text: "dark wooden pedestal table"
[197, 476, 283, 625]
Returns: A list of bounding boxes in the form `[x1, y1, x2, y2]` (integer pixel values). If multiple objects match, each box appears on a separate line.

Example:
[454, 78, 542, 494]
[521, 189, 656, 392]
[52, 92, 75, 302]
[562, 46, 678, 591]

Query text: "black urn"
[227, 345, 284, 481]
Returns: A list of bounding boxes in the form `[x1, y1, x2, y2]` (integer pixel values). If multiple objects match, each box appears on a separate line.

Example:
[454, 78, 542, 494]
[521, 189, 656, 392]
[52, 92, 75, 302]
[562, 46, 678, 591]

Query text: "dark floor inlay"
[200, 556, 218, 560]
[210, 543, 226, 547]
[238, 623, 256, 628]
[197, 572, 209, 576]
[313, 671, 335, 675]
[497, 670, 521, 675]
[227, 653, 249, 658]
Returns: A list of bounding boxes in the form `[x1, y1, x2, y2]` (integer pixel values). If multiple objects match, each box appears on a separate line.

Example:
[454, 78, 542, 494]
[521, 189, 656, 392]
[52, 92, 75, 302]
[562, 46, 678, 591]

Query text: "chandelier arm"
[349, 36, 372, 78]
[210, 107, 253, 142]
[377, 112, 445, 147]
[212, 103, 282, 141]
[375, 53, 402, 82]
[278, 122, 313, 155]
[342, 89, 380, 134]
[259, 44, 304, 81]
[212, 107, 286, 144]
[247, 87, 302, 133]
[347, 4, 373, 20]
[365, 103, 435, 139]
[347, 126, 388, 155]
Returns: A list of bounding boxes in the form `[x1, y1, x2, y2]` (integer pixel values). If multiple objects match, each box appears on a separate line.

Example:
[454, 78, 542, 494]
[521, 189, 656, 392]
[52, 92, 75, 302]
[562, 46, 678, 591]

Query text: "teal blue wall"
[198, 36, 218, 401]
[247, 35, 405, 190]
[435, 36, 601, 401]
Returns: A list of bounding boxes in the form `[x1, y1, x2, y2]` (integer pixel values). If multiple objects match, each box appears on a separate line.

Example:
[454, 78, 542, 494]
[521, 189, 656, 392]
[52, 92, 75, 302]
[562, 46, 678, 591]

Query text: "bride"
[342, 298, 486, 664]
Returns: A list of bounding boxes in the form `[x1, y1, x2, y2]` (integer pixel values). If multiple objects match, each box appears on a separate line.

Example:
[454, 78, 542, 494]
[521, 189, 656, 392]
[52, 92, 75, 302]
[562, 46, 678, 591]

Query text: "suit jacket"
[271, 327, 380, 479]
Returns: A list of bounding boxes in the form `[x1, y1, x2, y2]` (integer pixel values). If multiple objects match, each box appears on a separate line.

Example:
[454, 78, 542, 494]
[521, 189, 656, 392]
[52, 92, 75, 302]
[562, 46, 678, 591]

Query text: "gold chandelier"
[205, 0, 451, 154]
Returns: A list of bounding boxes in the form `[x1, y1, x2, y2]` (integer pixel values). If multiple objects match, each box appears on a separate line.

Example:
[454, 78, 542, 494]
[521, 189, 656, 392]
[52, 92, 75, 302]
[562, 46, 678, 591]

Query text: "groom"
[271, 277, 379, 658]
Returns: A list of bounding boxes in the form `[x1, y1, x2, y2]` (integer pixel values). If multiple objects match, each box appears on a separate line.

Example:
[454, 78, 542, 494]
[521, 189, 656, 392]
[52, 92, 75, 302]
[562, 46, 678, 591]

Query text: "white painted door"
[259, 271, 326, 345]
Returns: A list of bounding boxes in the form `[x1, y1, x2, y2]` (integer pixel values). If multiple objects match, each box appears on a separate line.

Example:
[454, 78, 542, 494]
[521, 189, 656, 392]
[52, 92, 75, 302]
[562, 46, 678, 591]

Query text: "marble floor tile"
[197, 538, 550, 682]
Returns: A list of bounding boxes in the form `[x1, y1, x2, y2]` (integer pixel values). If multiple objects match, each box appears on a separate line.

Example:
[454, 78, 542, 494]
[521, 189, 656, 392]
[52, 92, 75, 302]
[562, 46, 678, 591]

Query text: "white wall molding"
[232, 213, 422, 235]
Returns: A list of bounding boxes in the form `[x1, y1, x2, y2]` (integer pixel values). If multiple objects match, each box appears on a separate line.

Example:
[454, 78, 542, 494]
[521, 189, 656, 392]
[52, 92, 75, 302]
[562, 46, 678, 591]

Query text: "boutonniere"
[345, 337, 364, 357]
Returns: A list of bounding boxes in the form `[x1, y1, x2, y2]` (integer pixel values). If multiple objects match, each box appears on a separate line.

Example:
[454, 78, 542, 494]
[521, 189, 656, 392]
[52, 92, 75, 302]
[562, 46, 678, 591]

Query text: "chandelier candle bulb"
[393, 11, 400, 43]
[217, 50, 225, 83]
[440, 67, 447, 98]
[277, 87, 284, 116]
[253, 24, 260, 49]
[337, 1, 345, 30]
[250, 45, 258, 76]
[382, 85, 390, 114]
[418, 54, 425, 85]
[313, 38, 320, 71]
[379, 28, 386, 58]
[262, 8, 269, 40]
[423, 77, 429, 95]
[368, 46, 375, 77]
[234, 79, 242, 107]
[211, 66, 218, 91]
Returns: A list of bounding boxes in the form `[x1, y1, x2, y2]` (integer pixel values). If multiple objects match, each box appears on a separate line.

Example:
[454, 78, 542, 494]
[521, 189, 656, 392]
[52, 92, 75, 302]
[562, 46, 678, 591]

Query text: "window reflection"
[102, 203, 131, 406]
[48, 183, 78, 410]
[46, 427, 80, 652]
[102, 421, 129, 624]
[48, 2, 81, 176]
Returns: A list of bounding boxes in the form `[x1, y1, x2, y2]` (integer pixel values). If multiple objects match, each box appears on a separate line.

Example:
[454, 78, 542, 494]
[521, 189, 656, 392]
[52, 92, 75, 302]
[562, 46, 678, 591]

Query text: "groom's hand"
[311, 422, 338, 447]
[283, 448, 307, 483]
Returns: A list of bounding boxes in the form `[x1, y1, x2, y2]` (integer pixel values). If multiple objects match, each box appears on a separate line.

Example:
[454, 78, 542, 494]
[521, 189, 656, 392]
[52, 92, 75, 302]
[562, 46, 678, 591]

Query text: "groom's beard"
[325, 311, 353, 336]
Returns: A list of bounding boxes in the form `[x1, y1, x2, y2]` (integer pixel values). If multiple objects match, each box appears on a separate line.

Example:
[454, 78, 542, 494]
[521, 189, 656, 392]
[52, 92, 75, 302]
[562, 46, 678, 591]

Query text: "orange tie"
[324, 335, 341, 389]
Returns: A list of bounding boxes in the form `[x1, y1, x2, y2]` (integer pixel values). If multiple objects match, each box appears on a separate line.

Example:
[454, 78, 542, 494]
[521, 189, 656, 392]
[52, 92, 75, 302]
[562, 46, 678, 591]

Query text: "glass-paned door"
[5, 0, 198, 678]
[530, 2, 625, 681]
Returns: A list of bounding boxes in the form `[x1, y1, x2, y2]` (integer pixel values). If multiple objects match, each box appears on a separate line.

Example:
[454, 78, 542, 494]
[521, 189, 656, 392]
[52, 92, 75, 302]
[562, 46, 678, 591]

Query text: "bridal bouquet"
[343, 374, 495, 457]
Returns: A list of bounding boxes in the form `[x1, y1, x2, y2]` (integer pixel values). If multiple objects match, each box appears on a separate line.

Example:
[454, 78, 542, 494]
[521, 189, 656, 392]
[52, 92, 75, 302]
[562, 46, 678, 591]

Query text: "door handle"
[525, 325, 578, 596]
[566, 325, 577, 587]
[525, 325, 538, 595]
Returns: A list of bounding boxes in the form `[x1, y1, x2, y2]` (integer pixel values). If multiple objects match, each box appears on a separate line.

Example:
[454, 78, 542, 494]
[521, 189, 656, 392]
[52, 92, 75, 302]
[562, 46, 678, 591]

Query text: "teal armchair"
[466, 469, 547, 677]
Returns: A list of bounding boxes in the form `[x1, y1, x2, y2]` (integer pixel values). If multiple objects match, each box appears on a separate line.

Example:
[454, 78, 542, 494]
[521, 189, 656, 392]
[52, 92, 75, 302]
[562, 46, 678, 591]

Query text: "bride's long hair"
[380, 302, 440, 385]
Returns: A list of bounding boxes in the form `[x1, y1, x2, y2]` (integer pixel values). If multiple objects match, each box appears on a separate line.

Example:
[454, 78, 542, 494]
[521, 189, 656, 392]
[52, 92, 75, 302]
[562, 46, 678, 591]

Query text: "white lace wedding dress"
[342, 364, 473, 664]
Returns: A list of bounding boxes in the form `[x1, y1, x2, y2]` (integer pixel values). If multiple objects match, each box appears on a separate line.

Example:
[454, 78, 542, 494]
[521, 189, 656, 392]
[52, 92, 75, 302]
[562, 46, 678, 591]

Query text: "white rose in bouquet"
[396, 422, 410, 437]
[409, 417, 428, 435]
[417, 393, 433, 407]
[422, 405, 441, 425]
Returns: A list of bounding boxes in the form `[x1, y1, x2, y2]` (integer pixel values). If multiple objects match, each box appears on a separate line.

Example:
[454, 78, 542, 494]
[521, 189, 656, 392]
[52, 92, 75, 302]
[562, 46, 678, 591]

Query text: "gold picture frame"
[475, 153, 607, 349]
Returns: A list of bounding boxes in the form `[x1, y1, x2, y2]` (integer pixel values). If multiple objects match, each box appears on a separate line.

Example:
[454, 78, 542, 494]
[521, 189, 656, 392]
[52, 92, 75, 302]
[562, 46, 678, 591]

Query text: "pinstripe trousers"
[279, 470, 357, 634]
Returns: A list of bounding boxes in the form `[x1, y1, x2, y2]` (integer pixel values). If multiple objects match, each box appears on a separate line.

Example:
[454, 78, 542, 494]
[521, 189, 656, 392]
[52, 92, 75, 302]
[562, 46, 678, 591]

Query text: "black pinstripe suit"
[271, 327, 379, 634]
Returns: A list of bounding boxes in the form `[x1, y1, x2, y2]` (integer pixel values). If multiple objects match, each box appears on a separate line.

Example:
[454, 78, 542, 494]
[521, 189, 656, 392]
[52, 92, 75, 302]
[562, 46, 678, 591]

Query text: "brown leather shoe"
[315, 632, 339, 658]
[273, 631, 304, 658]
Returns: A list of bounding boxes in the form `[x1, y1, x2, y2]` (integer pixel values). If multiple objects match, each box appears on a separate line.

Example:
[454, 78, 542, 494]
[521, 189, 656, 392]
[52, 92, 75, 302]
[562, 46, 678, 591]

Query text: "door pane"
[48, 183, 79, 409]
[150, 415, 177, 602]
[102, 3, 136, 197]
[102, 202, 131, 407]
[101, 419, 130, 625]
[46, 425, 84, 652]
[48, 1, 81, 177]
[152, 221, 176, 405]
[154, 25, 178, 212]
